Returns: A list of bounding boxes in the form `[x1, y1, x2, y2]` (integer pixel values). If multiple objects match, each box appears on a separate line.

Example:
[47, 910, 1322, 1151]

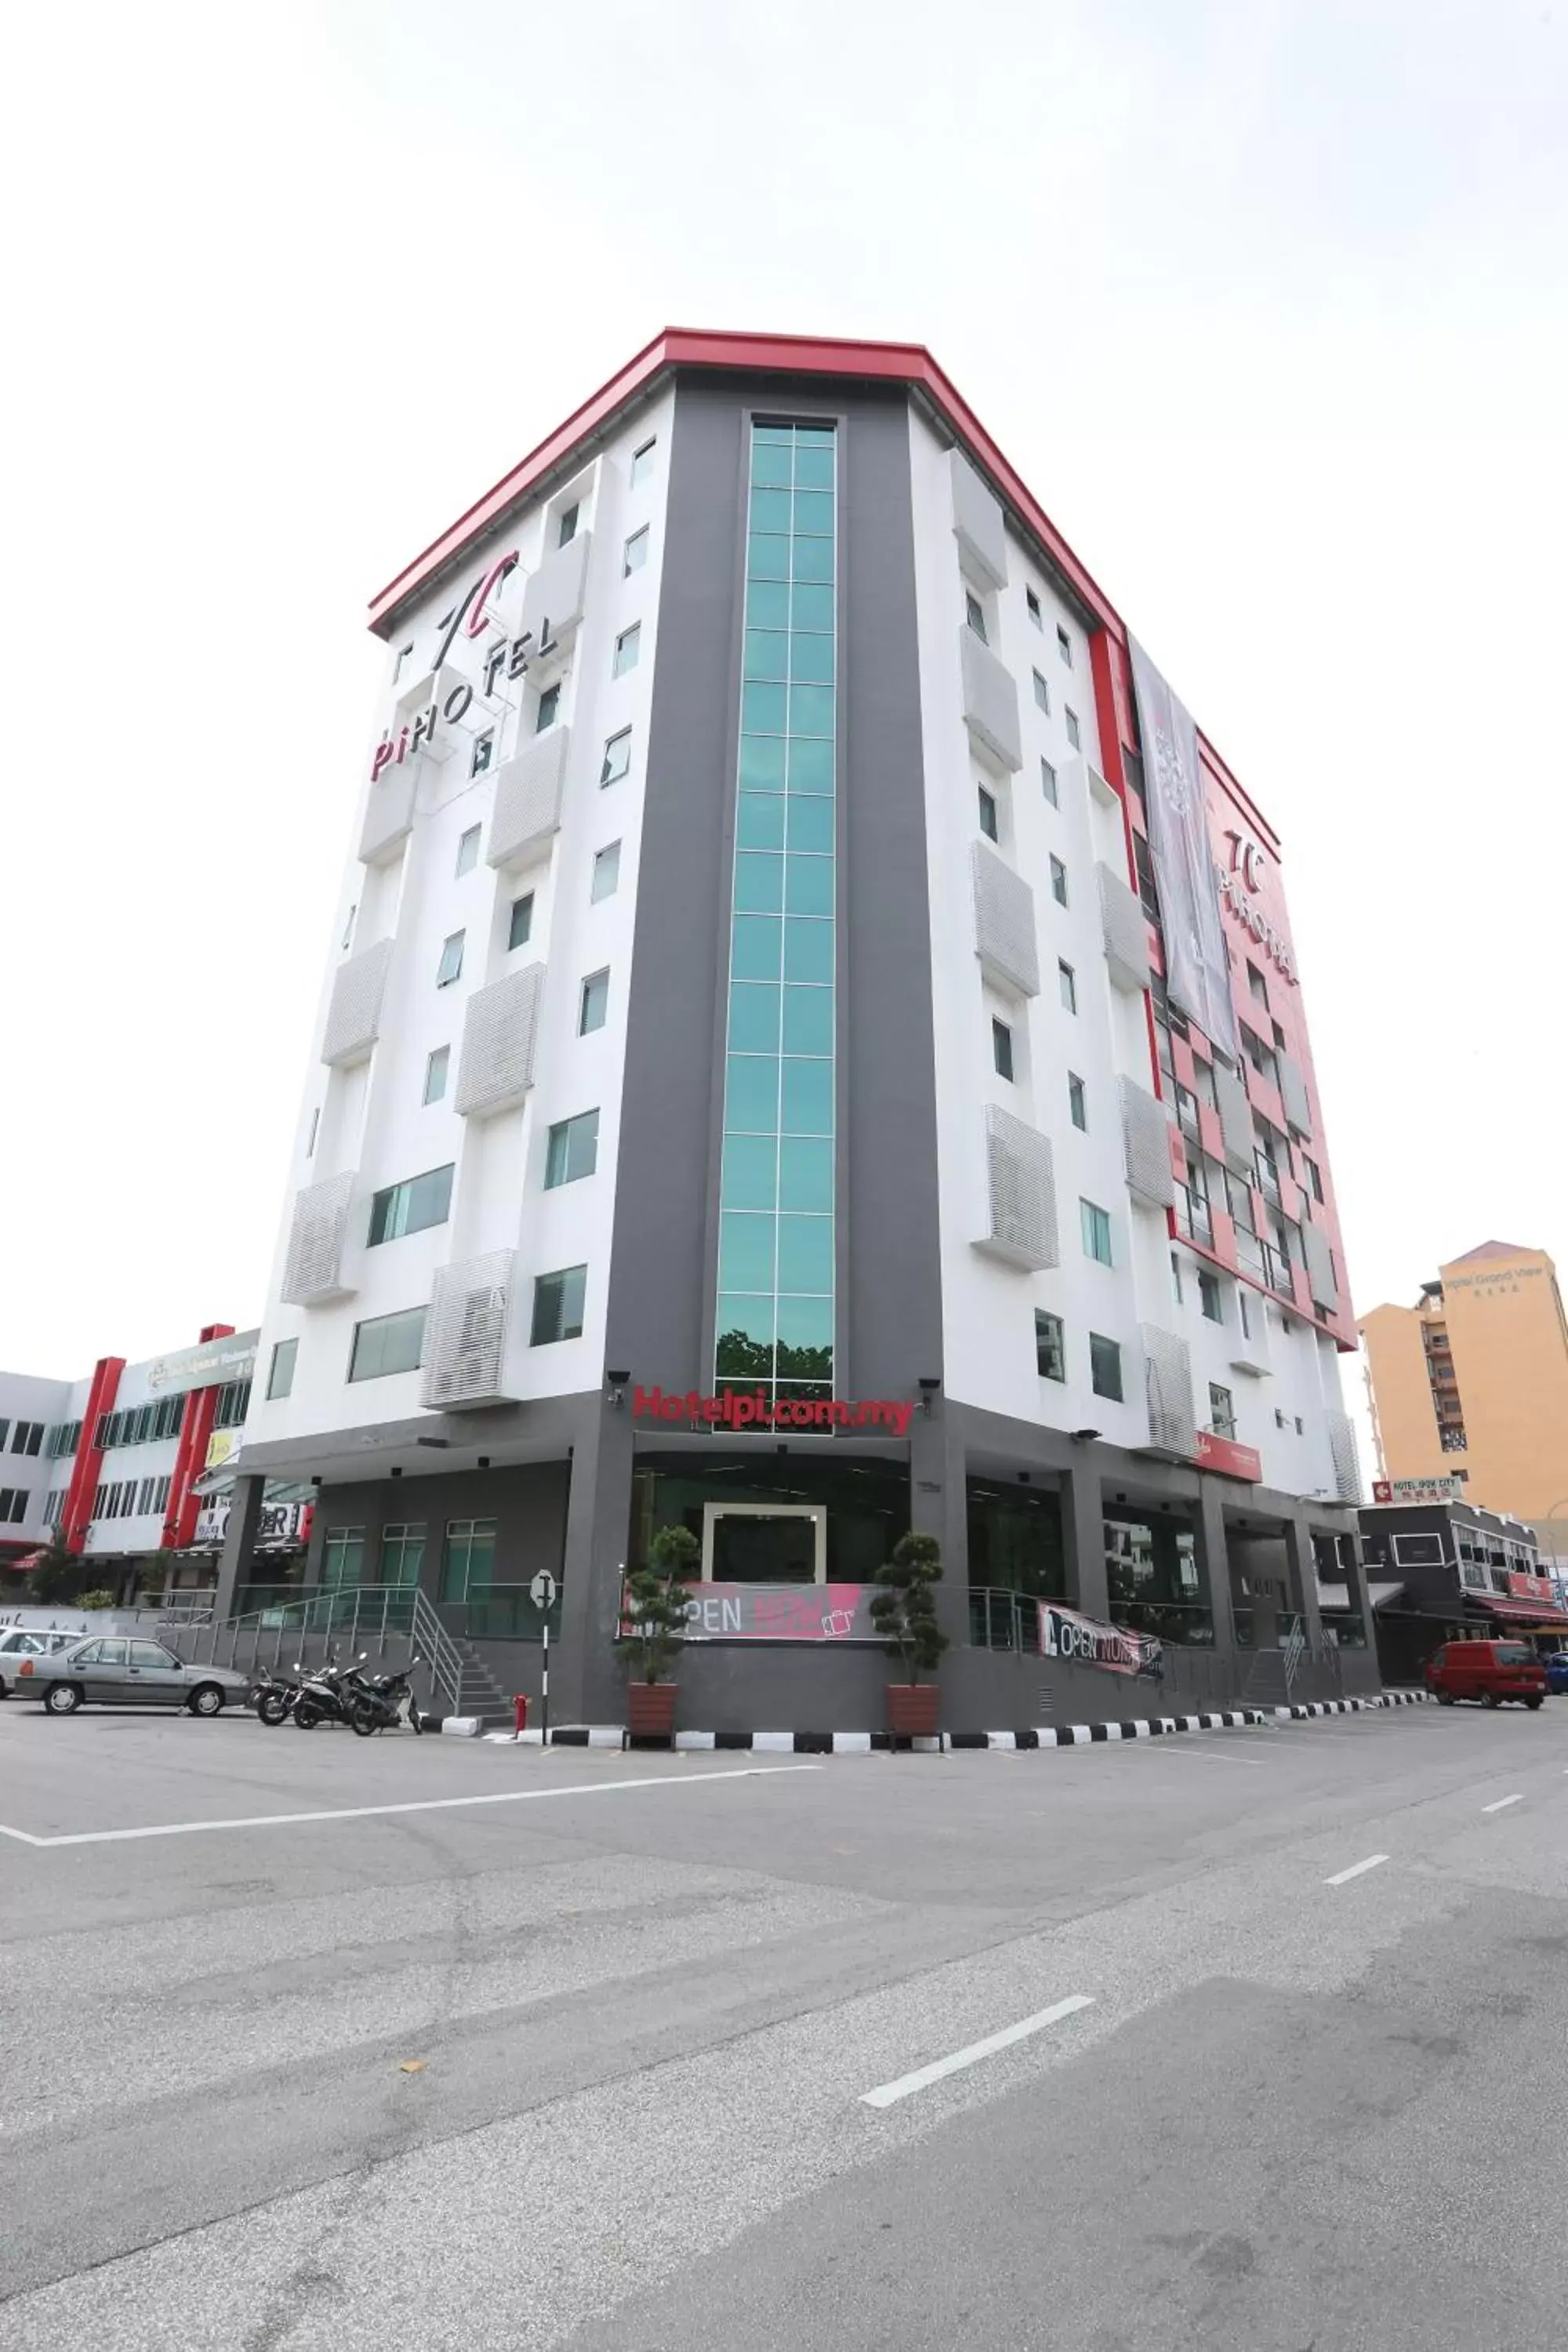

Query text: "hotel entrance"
[630, 1454, 906, 1584]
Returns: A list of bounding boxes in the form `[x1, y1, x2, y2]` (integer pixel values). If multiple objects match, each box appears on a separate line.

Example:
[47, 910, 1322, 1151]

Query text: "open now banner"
[1038, 1602, 1163, 1679]
[622, 1581, 880, 1642]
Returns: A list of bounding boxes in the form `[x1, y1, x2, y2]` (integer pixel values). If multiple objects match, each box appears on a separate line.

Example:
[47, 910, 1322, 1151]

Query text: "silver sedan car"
[17, 1636, 252, 1716]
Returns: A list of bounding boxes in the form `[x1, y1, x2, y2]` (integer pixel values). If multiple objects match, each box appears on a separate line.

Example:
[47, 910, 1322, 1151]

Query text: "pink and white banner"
[1038, 1601, 1163, 1679]
[1128, 636, 1236, 1059]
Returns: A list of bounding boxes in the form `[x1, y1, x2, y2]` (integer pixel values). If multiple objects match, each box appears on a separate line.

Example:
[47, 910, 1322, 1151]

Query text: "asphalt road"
[2, 1697, 1565, 2350]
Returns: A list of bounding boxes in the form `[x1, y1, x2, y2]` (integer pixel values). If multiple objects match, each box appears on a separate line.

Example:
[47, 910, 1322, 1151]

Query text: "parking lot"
[3, 1696, 1567, 2349]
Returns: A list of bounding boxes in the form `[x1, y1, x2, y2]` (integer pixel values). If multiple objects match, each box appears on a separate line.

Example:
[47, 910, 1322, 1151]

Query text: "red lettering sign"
[1194, 1430, 1262, 1483]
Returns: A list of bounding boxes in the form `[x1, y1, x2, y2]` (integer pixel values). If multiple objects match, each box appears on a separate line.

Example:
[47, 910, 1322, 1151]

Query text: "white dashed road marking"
[1324, 1853, 1390, 1886]
[861, 1995, 1096, 2109]
[1481, 1794, 1523, 1814]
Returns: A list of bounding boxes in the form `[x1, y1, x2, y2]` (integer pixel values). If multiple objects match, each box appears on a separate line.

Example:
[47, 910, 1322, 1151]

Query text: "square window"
[1058, 960, 1077, 1014]
[455, 824, 481, 878]
[613, 622, 641, 677]
[978, 786, 999, 842]
[1050, 855, 1069, 907]
[1090, 1333, 1123, 1401]
[992, 1018, 1014, 1082]
[630, 438, 656, 488]
[1025, 587, 1043, 630]
[1033, 669, 1050, 713]
[579, 968, 609, 1034]
[591, 842, 622, 901]
[1065, 706, 1081, 750]
[470, 731, 494, 778]
[1041, 757, 1058, 807]
[1035, 1309, 1065, 1381]
[508, 892, 534, 951]
[535, 682, 561, 732]
[557, 503, 579, 547]
[965, 590, 988, 644]
[423, 1045, 449, 1105]
[532, 1264, 587, 1345]
[544, 1108, 599, 1189]
[1199, 1269, 1224, 1323]
[623, 525, 649, 576]
[600, 728, 632, 786]
[1057, 623, 1073, 666]
[436, 931, 464, 988]
[1068, 1073, 1087, 1130]
[1080, 1199, 1113, 1265]
[267, 1338, 298, 1401]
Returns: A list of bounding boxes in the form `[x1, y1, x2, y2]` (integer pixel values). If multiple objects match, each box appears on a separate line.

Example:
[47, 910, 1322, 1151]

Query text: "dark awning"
[1470, 1594, 1568, 1629]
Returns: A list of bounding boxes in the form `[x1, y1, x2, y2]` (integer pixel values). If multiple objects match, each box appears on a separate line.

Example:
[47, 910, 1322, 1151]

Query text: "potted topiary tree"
[616, 1523, 698, 1744]
[870, 1530, 949, 1744]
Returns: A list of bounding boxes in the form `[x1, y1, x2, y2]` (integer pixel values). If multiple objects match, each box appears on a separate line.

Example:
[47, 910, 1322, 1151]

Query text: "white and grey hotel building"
[224, 329, 1378, 1726]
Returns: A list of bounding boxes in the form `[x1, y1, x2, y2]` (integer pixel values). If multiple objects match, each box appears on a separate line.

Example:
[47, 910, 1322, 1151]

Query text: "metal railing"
[167, 1585, 514, 1722]
[1174, 1184, 1214, 1247]
[1106, 1598, 1216, 1646]
[968, 1588, 1046, 1652]
[436, 1584, 561, 1642]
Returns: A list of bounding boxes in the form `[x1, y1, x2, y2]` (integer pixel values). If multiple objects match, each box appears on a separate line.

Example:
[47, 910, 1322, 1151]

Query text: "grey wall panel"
[321, 937, 393, 1068]
[1120, 1076, 1175, 1209]
[949, 449, 1008, 590]
[487, 728, 569, 869]
[1278, 1049, 1312, 1137]
[454, 962, 544, 1119]
[1326, 1406, 1362, 1503]
[1097, 861, 1152, 993]
[1301, 1217, 1338, 1310]
[521, 530, 592, 649]
[971, 842, 1040, 997]
[1213, 1056, 1256, 1175]
[959, 625, 1023, 772]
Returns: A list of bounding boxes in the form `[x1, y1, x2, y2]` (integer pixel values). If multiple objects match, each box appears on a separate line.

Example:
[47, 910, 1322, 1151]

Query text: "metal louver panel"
[521, 531, 592, 652]
[1212, 1057, 1255, 1176]
[1326, 1407, 1361, 1503]
[279, 1172, 357, 1306]
[321, 938, 393, 1068]
[949, 450, 1008, 590]
[1120, 1076, 1175, 1210]
[971, 843, 1040, 996]
[1301, 1217, 1339, 1311]
[1278, 1050, 1312, 1138]
[959, 625, 1023, 772]
[454, 962, 544, 1120]
[419, 1250, 517, 1410]
[1097, 862, 1152, 993]
[977, 1105, 1057, 1270]
[487, 729, 570, 869]
[358, 763, 417, 866]
[1141, 1323, 1196, 1456]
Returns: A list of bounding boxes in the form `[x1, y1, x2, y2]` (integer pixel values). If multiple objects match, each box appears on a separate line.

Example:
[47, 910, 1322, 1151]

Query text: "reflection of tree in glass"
[775, 1341, 831, 1381]
[715, 1327, 772, 1380]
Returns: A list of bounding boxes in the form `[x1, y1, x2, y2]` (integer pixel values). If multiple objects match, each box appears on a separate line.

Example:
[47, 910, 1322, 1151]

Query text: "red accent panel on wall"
[60, 1357, 123, 1554]
[1208, 1208, 1239, 1272]
[162, 1323, 235, 1553]
[1171, 1035, 1196, 1093]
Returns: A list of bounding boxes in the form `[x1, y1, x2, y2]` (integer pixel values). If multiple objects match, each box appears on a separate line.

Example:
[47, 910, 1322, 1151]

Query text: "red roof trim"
[367, 327, 1123, 641]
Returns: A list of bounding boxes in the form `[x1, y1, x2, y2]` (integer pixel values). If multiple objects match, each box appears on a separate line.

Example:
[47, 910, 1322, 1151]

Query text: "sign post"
[530, 1570, 557, 1743]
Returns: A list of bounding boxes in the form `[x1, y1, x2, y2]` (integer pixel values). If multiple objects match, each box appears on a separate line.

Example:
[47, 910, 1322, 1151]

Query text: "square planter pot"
[626, 1681, 677, 1744]
[886, 1683, 940, 1741]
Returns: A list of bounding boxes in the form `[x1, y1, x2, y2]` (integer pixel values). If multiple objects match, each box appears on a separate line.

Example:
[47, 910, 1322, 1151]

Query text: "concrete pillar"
[1196, 1479, 1238, 1661]
[909, 1407, 971, 1654]
[1341, 1526, 1377, 1657]
[1060, 1454, 1108, 1619]
[554, 1403, 636, 1725]
[212, 1475, 265, 1621]
[1286, 1512, 1327, 1657]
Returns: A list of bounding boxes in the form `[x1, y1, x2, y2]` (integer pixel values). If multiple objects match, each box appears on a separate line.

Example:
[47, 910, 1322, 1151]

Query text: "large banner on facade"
[1038, 1601, 1163, 1679]
[621, 1582, 880, 1642]
[1127, 637, 1236, 1059]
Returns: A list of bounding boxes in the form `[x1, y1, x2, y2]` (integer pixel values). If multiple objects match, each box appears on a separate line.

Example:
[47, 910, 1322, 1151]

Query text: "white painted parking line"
[1324, 1853, 1389, 1886]
[1482, 1793, 1523, 1814]
[861, 1994, 1095, 2109]
[0, 1763, 821, 1849]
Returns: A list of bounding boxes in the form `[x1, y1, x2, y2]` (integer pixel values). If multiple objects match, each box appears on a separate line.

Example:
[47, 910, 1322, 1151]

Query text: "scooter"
[252, 1661, 307, 1726]
[346, 1657, 424, 1736]
[292, 1654, 365, 1730]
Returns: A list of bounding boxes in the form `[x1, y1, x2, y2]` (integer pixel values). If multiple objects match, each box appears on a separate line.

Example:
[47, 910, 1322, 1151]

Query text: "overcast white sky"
[3, 0, 1564, 1422]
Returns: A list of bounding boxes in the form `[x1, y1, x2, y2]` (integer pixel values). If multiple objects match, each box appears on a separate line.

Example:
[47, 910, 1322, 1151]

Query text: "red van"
[1425, 1640, 1545, 1709]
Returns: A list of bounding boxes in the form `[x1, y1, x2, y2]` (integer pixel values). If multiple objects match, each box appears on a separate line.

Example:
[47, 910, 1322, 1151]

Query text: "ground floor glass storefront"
[630, 1454, 906, 1585]
[1102, 1507, 1212, 1646]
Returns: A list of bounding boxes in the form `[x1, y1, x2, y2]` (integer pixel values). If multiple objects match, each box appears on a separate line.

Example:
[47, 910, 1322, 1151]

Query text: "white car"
[0, 1627, 89, 1698]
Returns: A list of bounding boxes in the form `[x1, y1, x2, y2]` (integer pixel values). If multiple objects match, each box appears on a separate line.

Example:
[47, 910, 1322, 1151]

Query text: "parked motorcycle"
[346, 1657, 424, 1737]
[291, 1654, 363, 1731]
[251, 1662, 307, 1727]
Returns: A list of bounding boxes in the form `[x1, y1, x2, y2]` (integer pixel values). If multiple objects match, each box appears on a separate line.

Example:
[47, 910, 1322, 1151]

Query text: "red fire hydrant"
[513, 1693, 529, 1739]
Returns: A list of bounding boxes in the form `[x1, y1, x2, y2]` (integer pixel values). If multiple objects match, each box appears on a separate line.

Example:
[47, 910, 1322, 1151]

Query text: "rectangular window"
[1057, 624, 1072, 666]
[1080, 1199, 1113, 1266]
[1247, 961, 1269, 1007]
[381, 1523, 426, 1591]
[267, 1338, 298, 1400]
[394, 643, 412, 681]
[342, 904, 357, 952]
[591, 842, 621, 901]
[306, 1105, 319, 1158]
[1065, 707, 1081, 750]
[1033, 669, 1050, 713]
[1239, 1290, 1252, 1339]
[977, 786, 998, 841]
[1025, 586, 1043, 629]
[1034, 1309, 1065, 1381]
[623, 525, 649, 576]
[1304, 1154, 1325, 1203]
[579, 968, 609, 1034]
[557, 503, 579, 547]
[1068, 1073, 1087, 1130]
[1058, 960, 1077, 1014]
[508, 893, 534, 951]
[348, 1306, 427, 1383]
[455, 824, 481, 878]
[544, 1109, 600, 1189]
[436, 931, 464, 988]
[322, 1527, 365, 1591]
[12, 1421, 45, 1456]
[1209, 1382, 1236, 1437]
[612, 622, 641, 677]
[535, 681, 561, 733]
[213, 1379, 251, 1429]
[965, 590, 988, 642]
[1049, 855, 1069, 907]
[470, 731, 494, 778]
[423, 1045, 449, 1105]
[441, 1517, 495, 1602]
[368, 1163, 454, 1246]
[1090, 1333, 1123, 1401]
[992, 1018, 1014, 1081]
[1040, 757, 1058, 807]
[600, 728, 632, 786]
[630, 437, 656, 487]
[1171, 1249, 1184, 1304]
[1198, 1269, 1223, 1323]
[532, 1264, 587, 1345]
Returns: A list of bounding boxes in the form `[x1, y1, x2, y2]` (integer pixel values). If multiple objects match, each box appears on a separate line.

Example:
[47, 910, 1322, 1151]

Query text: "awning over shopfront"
[1469, 1594, 1568, 1630]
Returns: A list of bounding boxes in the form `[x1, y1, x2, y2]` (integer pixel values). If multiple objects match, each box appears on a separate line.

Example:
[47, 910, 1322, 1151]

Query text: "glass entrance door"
[703, 1503, 824, 1584]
